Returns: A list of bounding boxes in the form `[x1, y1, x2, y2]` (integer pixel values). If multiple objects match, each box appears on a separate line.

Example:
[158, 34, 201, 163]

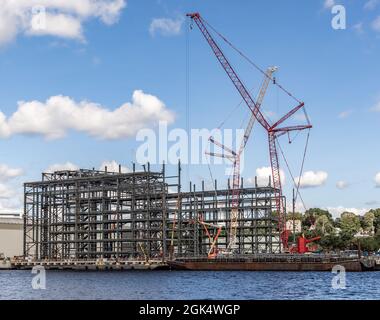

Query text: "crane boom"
[187, 13, 270, 131]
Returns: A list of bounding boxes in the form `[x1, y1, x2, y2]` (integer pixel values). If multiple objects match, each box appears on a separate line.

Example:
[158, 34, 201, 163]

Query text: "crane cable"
[295, 129, 311, 202]
[276, 129, 310, 212]
[201, 17, 303, 105]
[186, 18, 191, 184]
[206, 154, 225, 217]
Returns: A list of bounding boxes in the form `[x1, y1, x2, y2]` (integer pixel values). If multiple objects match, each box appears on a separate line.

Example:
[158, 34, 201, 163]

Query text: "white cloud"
[45, 162, 79, 173]
[372, 16, 380, 32]
[0, 164, 23, 182]
[0, 0, 126, 46]
[99, 160, 130, 173]
[352, 23, 364, 34]
[0, 184, 17, 199]
[375, 172, 380, 187]
[323, 0, 335, 9]
[325, 206, 368, 219]
[247, 166, 286, 187]
[0, 90, 175, 140]
[0, 189, 23, 214]
[336, 180, 349, 190]
[149, 17, 184, 37]
[286, 201, 306, 214]
[370, 100, 380, 112]
[295, 171, 328, 188]
[338, 110, 353, 119]
[364, 0, 379, 10]
[28, 12, 84, 40]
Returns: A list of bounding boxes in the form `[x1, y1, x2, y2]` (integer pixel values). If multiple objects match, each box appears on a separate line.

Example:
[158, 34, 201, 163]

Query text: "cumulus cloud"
[370, 100, 380, 112]
[149, 17, 184, 37]
[375, 172, 380, 187]
[0, 190, 23, 214]
[100, 160, 130, 173]
[364, 0, 379, 10]
[28, 12, 84, 40]
[0, 0, 126, 46]
[0, 90, 175, 140]
[372, 16, 380, 32]
[0, 164, 23, 182]
[352, 23, 364, 34]
[338, 110, 353, 119]
[336, 180, 349, 190]
[0, 184, 17, 199]
[325, 206, 368, 219]
[247, 166, 286, 187]
[323, 0, 335, 9]
[45, 162, 79, 173]
[295, 171, 328, 188]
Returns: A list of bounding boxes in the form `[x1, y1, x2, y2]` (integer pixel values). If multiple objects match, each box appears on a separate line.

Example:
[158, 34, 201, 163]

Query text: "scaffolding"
[24, 162, 284, 261]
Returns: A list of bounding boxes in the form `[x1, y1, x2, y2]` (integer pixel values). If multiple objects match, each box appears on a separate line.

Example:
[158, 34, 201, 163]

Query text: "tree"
[320, 233, 340, 251]
[357, 237, 380, 252]
[339, 212, 361, 237]
[315, 215, 334, 235]
[362, 211, 375, 233]
[287, 212, 303, 221]
[303, 208, 333, 228]
[367, 209, 380, 234]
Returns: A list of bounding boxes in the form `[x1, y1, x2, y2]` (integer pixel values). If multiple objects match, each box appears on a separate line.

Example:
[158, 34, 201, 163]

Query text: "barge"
[168, 254, 372, 272]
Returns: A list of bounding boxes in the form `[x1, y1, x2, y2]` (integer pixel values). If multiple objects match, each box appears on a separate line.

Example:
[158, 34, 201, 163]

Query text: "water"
[0, 270, 379, 300]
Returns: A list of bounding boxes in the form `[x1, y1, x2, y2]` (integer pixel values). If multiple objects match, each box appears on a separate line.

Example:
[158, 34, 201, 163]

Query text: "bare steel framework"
[23, 162, 283, 261]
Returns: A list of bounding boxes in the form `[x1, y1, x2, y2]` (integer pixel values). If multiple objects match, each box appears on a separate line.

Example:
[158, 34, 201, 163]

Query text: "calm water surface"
[0, 270, 379, 300]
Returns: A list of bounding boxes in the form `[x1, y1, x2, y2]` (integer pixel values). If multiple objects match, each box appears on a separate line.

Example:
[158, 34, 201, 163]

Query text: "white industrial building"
[0, 214, 23, 258]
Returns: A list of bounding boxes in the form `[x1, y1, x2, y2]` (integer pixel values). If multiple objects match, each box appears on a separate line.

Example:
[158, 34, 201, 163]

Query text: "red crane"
[206, 66, 277, 251]
[187, 12, 312, 251]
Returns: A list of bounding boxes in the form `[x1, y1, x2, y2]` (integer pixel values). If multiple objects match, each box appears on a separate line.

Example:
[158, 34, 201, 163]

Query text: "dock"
[6, 259, 168, 271]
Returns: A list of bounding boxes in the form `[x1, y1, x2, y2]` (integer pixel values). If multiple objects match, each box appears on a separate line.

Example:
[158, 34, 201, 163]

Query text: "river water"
[0, 270, 379, 300]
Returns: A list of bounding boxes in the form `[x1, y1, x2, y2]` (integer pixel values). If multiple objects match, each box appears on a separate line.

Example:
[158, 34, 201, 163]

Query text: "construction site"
[13, 12, 372, 272]
[22, 162, 282, 261]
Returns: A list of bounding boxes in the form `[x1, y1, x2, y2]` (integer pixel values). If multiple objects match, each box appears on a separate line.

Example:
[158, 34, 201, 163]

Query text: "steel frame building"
[23, 163, 283, 261]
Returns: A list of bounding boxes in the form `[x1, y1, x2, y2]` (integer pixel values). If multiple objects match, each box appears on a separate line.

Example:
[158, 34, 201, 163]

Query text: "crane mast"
[188, 12, 312, 251]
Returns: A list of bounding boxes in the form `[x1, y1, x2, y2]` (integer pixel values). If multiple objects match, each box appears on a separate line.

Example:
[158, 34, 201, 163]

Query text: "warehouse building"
[0, 214, 23, 258]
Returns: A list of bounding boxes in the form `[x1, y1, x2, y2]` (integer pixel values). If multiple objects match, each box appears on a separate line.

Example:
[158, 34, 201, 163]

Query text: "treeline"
[287, 208, 380, 252]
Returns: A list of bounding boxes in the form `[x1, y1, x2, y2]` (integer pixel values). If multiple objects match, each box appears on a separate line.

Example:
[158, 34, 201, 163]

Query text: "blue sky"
[0, 0, 379, 217]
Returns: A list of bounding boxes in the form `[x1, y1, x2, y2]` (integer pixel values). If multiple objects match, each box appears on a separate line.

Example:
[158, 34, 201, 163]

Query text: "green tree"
[315, 215, 334, 235]
[367, 209, 380, 234]
[339, 212, 361, 237]
[357, 237, 380, 252]
[320, 233, 340, 251]
[362, 211, 375, 233]
[287, 212, 303, 221]
[303, 208, 332, 228]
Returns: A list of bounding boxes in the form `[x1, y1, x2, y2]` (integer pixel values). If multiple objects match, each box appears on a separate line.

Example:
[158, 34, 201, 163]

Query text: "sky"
[0, 0, 379, 218]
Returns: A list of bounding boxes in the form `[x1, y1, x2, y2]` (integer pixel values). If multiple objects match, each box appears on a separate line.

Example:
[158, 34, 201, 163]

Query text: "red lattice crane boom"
[187, 12, 312, 251]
